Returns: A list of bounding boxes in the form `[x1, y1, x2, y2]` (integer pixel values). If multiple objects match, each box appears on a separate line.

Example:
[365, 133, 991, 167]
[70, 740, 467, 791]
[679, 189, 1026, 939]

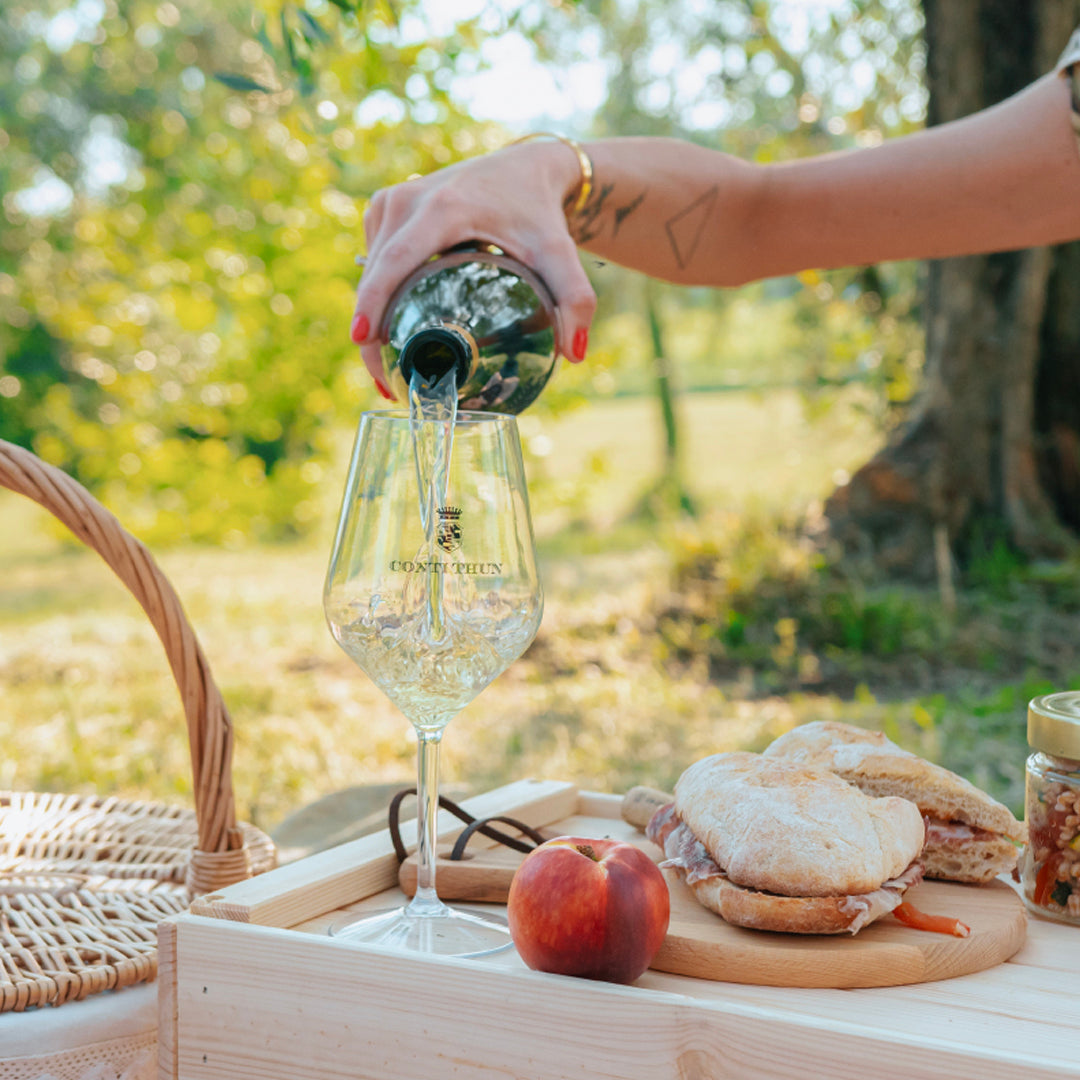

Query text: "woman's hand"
[351, 140, 598, 397]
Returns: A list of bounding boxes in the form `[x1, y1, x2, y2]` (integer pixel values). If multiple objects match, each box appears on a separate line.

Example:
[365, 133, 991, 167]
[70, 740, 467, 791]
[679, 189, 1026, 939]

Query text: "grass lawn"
[1, 386, 1069, 838]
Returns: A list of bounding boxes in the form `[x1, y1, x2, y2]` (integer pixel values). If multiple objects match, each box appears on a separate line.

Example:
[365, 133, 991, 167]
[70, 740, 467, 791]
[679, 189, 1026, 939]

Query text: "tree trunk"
[825, 0, 1080, 579]
[1039, 236, 1080, 532]
[631, 279, 697, 519]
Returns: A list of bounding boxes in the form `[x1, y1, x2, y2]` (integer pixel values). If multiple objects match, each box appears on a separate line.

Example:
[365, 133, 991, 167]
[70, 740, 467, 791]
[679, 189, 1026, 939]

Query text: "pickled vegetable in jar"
[1023, 691, 1080, 924]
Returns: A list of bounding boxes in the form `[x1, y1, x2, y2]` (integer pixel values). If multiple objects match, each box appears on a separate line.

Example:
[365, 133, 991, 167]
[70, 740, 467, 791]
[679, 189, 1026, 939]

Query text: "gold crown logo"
[437, 506, 462, 519]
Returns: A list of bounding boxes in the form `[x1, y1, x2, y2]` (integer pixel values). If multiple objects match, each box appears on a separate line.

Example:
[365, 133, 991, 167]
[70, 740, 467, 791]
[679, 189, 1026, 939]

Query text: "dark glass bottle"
[378, 245, 559, 414]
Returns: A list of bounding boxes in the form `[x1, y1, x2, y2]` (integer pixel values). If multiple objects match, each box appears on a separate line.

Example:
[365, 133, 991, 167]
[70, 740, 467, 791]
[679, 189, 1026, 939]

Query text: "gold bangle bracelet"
[508, 132, 594, 217]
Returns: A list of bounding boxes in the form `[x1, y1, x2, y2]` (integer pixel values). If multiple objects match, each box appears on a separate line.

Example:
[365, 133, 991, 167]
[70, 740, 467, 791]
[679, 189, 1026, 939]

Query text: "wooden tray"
[398, 804, 1025, 988]
[159, 780, 1078, 1080]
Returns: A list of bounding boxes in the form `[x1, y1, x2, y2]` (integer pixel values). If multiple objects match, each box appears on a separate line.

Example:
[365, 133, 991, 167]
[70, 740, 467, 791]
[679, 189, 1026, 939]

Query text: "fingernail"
[351, 312, 370, 343]
[572, 327, 588, 362]
[375, 378, 394, 401]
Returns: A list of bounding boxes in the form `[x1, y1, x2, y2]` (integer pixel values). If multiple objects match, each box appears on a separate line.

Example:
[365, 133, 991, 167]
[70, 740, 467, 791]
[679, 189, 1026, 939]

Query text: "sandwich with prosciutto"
[646, 751, 926, 935]
[762, 721, 1026, 884]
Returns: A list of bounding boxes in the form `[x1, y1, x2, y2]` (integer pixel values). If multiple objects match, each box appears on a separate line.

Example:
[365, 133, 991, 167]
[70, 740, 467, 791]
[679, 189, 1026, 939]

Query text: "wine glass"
[323, 409, 543, 956]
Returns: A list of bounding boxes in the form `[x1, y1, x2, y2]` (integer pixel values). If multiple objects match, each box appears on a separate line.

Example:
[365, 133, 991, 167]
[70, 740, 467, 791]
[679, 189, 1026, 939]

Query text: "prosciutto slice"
[924, 817, 996, 845]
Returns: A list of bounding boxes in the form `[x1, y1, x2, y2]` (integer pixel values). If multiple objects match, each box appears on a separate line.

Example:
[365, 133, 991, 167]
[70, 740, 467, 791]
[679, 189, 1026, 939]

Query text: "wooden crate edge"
[166, 913, 1062, 1080]
[157, 918, 179, 1080]
[189, 778, 579, 928]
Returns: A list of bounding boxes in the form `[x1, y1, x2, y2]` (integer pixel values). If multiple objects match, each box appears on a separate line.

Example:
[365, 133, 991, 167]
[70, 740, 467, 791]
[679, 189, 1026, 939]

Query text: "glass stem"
[407, 728, 449, 918]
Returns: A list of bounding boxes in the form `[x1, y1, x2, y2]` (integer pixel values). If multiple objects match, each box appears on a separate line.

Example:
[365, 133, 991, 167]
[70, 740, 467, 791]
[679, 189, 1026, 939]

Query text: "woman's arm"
[575, 73, 1080, 287]
[352, 70, 1080, 390]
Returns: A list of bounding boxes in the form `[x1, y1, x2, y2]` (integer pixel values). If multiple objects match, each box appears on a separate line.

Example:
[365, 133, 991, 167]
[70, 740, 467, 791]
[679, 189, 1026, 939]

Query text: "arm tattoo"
[664, 186, 719, 269]
[567, 184, 648, 245]
[568, 182, 718, 271]
[613, 189, 647, 236]
[567, 181, 614, 245]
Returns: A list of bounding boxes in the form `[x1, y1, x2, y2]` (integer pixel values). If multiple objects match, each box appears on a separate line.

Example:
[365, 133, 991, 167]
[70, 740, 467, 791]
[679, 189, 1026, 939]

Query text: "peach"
[507, 836, 670, 984]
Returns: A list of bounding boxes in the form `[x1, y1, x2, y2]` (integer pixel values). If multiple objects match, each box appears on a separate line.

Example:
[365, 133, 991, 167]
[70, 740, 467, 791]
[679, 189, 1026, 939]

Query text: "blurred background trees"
[828, 0, 1080, 579]
[3, 0, 1079, 574]
[528, 0, 927, 518]
[1, 0, 496, 541]
[2, 0, 929, 546]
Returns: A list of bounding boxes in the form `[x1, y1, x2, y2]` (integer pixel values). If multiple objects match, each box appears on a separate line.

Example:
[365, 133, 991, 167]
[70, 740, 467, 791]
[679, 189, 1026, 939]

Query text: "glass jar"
[1022, 691, 1080, 923]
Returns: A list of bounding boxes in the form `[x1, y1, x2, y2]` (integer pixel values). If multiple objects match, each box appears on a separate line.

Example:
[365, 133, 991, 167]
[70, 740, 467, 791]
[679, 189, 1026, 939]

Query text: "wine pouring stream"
[323, 249, 553, 956]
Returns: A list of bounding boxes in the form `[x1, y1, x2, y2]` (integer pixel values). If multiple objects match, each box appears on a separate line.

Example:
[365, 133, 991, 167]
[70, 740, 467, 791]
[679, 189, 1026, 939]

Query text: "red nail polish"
[351, 313, 370, 343]
[572, 327, 588, 361]
[375, 379, 394, 400]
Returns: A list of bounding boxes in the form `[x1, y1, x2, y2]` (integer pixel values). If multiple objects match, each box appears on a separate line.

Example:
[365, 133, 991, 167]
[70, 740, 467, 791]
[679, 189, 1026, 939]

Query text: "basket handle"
[0, 439, 254, 894]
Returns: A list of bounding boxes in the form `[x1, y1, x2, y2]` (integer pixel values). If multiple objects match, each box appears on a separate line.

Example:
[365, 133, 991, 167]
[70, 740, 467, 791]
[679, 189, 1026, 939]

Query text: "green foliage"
[525, 0, 929, 474]
[659, 506, 1080, 703]
[646, 506, 1080, 814]
[0, 0, 503, 544]
[1, 0, 932, 548]
[963, 521, 1030, 598]
[582, 272, 923, 409]
[544, 0, 926, 151]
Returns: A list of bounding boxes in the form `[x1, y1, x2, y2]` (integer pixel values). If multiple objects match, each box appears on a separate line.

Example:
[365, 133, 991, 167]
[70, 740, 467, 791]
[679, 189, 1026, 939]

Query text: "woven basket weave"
[0, 439, 276, 1012]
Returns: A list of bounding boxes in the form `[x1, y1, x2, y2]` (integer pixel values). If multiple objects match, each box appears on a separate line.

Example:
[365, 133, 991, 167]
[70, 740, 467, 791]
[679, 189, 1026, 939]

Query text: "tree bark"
[825, 0, 1080, 578]
[1038, 235, 1080, 532]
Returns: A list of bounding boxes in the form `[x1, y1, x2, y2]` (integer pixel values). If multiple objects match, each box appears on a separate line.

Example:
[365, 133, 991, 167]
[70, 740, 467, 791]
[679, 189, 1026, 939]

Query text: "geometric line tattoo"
[664, 185, 719, 269]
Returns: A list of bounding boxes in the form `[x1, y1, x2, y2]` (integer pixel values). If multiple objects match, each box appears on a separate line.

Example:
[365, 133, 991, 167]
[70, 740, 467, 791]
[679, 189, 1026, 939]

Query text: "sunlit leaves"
[297, 8, 330, 43]
[1, 0, 490, 545]
[529, 0, 925, 154]
[214, 72, 274, 92]
[238, 0, 411, 97]
[2, 0, 932, 548]
[525, 0, 926, 415]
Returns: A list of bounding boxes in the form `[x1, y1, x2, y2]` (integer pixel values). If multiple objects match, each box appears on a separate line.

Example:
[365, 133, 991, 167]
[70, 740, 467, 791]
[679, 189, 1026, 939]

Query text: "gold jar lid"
[1028, 692, 1080, 759]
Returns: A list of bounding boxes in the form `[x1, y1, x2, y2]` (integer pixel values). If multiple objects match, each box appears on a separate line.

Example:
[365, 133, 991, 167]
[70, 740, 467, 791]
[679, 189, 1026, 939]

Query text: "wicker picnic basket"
[0, 438, 277, 1016]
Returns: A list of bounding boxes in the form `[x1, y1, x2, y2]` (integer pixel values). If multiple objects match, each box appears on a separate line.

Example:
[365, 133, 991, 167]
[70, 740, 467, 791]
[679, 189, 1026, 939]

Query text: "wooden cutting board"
[400, 822, 1027, 988]
[652, 874, 1025, 988]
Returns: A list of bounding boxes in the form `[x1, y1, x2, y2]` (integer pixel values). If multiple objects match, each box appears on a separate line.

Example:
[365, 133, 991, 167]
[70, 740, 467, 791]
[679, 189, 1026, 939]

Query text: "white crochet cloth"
[0, 984, 156, 1080]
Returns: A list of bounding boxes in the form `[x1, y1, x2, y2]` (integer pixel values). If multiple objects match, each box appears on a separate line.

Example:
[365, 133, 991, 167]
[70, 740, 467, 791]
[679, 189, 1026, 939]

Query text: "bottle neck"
[399, 325, 473, 390]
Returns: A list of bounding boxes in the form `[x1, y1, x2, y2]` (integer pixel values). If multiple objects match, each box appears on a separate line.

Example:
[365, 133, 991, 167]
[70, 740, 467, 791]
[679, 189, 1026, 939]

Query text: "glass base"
[329, 904, 514, 958]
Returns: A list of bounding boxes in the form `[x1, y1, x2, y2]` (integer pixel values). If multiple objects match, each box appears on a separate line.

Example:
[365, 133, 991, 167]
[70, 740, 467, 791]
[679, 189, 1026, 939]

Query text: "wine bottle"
[378, 244, 559, 414]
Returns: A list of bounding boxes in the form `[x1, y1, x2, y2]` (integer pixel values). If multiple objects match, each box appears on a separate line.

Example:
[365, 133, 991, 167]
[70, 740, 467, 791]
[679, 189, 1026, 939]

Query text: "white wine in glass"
[323, 404, 543, 956]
